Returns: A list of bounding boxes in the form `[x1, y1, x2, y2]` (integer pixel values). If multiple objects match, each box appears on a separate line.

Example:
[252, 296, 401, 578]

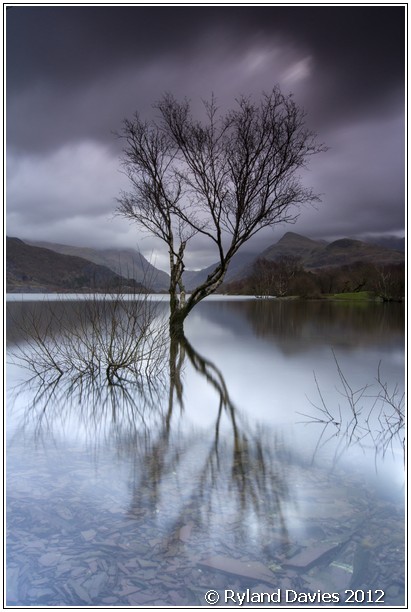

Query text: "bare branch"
[117, 88, 326, 334]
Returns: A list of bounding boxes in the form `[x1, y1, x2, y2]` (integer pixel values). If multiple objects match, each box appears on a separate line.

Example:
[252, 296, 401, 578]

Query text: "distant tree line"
[221, 258, 404, 302]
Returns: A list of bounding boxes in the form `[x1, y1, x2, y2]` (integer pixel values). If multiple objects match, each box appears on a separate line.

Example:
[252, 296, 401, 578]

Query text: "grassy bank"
[325, 291, 375, 301]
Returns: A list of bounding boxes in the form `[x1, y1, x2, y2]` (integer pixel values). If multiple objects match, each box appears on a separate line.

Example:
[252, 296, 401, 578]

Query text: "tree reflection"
[213, 299, 405, 353]
[298, 351, 405, 465]
[7, 295, 168, 385]
[7, 299, 406, 606]
[8, 368, 169, 448]
[125, 334, 293, 551]
[8, 329, 295, 555]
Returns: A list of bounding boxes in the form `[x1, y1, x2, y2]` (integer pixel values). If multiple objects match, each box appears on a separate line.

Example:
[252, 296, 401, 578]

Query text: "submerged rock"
[284, 542, 343, 570]
[199, 555, 277, 586]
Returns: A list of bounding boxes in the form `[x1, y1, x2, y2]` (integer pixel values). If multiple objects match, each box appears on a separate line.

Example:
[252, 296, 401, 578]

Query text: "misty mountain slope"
[357, 236, 405, 252]
[305, 238, 405, 269]
[257, 233, 404, 270]
[16, 232, 404, 294]
[182, 251, 258, 290]
[259, 232, 327, 263]
[26, 240, 170, 291]
[166, 231, 406, 291]
[6, 237, 146, 293]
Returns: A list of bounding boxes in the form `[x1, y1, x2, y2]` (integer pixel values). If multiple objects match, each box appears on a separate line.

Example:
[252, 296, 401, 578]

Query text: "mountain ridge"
[184, 232, 404, 289]
[7, 232, 404, 293]
[25, 239, 170, 291]
[6, 237, 147, 293]
[244, 232, 404, 270]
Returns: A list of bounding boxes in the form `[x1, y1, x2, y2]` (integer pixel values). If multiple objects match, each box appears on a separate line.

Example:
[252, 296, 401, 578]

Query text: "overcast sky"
[6, 4, 405, 271]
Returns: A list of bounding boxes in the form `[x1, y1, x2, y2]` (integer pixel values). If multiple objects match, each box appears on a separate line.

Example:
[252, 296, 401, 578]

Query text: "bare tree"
[118, 88, 326, 335]
[251, 255, 302, 297]
[373, 263, 404, 302]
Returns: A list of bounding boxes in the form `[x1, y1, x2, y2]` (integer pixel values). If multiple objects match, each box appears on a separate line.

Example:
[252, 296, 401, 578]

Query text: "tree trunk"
[169, 306, 186, 339]
[168, 255, 186, 338]
[169, 265, 228, 337]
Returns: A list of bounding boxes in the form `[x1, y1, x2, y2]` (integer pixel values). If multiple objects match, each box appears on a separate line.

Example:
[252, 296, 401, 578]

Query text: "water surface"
[6, 297, 405, 606]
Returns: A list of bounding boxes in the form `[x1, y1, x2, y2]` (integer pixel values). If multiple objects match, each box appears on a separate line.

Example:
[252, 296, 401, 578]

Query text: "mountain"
[182, 251, 257, 290]
[197, 232, 405, 289]
[259, 232, 326, 263]
[305, 238, 405, 269]
[6, 237, 146, 293]
[257, 232, 404, 270]
[361, 235, 405, 252]
[13, 232, 404, 294]
[26, 240, 170, 292]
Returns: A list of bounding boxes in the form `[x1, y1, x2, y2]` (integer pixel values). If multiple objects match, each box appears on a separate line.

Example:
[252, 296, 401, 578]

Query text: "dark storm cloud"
[7, 5, 405, 150]
[7, 6, 404, 93]
[6, 4, 405, 265]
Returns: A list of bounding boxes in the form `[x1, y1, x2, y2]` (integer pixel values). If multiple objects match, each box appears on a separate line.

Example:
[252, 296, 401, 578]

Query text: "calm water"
[6, 296, 405, 607]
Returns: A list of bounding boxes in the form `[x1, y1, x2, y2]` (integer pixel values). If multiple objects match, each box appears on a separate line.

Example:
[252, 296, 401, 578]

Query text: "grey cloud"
[11, 212, 139, 250]
[7, 142, 126, 221]
[7, 27, 316, 154]
[6, 5, 405, 265]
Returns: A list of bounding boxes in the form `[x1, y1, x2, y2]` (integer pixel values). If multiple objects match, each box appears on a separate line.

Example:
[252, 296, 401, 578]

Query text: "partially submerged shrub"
[298, 350, 404, 460]
[8, 290, 168, 385]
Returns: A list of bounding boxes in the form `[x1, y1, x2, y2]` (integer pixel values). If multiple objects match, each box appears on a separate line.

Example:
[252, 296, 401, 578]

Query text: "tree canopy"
[118, 88, 326, 334]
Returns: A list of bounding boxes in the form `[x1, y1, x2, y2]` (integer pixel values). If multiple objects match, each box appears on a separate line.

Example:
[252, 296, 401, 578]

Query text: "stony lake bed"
[6, 296, 405, 607]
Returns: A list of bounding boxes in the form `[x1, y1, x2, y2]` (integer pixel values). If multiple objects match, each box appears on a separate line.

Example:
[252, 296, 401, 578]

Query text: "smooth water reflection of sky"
[6, 297, 405, 606]
[7, 298, 404, 477]
[184, 305, 404, 488]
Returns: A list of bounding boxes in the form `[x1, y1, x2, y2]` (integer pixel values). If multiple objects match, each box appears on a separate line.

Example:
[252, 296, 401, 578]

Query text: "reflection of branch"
[181, 334, 240, 448]
[8, 294, 168, 385]
[9, 323, 295, 556]
[168, 335, 185, 412]
[299, 351, 405, 464]
[8, 370, 168, 448]
[127, 334, 292, 551]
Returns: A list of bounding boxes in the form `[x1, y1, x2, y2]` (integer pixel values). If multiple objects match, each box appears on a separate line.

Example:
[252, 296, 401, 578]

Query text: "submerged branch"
[8, 291, 169, 386]
[298, 351, 404, 461]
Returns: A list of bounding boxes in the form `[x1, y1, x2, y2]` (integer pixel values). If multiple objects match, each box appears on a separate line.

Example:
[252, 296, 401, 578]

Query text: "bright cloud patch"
[283, 56, 312, 83]
[7, 141, 126, 223]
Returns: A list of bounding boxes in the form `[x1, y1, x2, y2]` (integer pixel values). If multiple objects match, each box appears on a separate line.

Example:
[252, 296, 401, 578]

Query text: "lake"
[6, 295, 405, 607]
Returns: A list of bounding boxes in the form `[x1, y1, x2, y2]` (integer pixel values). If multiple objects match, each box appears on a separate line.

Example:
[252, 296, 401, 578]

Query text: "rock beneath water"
[179, 522, 194, 542]
[6, 567, 20, 603]
[39, 552, 63, 567]
[82, 572, 108, 598]
[198, 555, 277, 586]
[81, 529, 96, 542]
[284, 543, 342, 570]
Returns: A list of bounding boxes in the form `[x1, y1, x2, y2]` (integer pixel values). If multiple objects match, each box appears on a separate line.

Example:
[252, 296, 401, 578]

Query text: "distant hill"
[259, 232, 326, 264]
[257, 232, 404, 270]
[182, 251, 257, 290]
[12, 232, 404, 294]
[187, 232, 404, 290]
[305, 237, 404, 269]
[361, 235, 405, 252]
[6, 237, 147, 293]
[26, 240, 170, 292]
